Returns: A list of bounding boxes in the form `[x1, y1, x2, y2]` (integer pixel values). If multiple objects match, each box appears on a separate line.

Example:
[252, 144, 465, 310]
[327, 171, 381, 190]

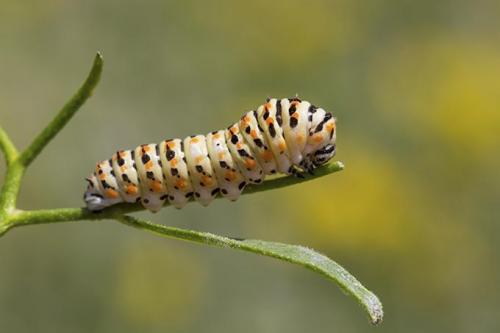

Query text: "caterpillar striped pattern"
[84, 97, 337, 212]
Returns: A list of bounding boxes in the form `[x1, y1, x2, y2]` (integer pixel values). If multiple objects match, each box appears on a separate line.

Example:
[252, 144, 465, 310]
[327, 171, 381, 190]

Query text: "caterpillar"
[84, 97, 337, 212]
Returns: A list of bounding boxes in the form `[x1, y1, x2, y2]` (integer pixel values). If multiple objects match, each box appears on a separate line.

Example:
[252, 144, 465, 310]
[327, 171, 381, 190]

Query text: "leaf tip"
[366, 294, 384, 325]
[95, 51, 103, 61]
[92, 52, 104, 72]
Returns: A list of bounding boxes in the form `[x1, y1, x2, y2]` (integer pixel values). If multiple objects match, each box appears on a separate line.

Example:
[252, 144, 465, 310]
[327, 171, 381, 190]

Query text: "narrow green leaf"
[117, 214, 383, 324]
[19, 52, 103, 167]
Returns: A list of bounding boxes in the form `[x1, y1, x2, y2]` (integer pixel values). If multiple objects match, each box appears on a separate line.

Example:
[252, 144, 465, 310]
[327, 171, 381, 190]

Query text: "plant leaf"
[117, 214, 383, 324]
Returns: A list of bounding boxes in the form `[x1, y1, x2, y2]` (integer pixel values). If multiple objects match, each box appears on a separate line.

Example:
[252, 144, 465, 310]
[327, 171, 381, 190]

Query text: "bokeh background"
[1, 1, 499, 332]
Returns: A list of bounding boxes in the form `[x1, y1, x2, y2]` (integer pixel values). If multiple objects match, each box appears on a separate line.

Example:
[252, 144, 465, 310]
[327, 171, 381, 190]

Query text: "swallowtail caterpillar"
[84, 97, 337, 212]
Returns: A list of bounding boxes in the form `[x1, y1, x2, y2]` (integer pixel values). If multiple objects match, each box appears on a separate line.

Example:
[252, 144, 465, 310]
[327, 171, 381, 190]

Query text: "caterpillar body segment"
[111, 150, 140, 203]
[184, 135, 219, 206]
[159, 139, 194, 209]
[257, 99, 292, 174]
[135, 143, 167, 212]
[206, 130, 246, 201]
[84, 97, 337, 212]
[225, 123, 264, 185]
[92, 160, 122, 207]
[282, 99, 310, 165]
[238, 111, 277, 175]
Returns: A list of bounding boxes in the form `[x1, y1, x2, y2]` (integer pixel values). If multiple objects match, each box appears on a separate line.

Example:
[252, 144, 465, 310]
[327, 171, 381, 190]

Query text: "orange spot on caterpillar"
[291, 113, 299, 119]
[126, 184, 138, 195]
[202, 175, 213, 186]
[120, 165, 127, 173]
[231, 126, 239, 134]
[264, 102, 272, 110]
[245, 158, 256, 170]
[236, 143, 243, 149]
[170, 158, 178, 167]
[250, 129, 258, 138]
[166, 141, 175, 149]
[142, 145, 151, 152]
[176, 179, 186, 189]
[225, 170, 237, 181]
[266, 117, 274, 125]
[145, 160, 153, 170]
[213, 132, 221, 139]
[278, 141, 286, 152]
[326, 122, 335, 132]
[105, 189, 119, 199]
[190, 137, 200, 144]
[151, 180, 163, 193]
[296, 134, 305, 144]
[195, 156, 203, 163]
[261, 151, 274, 161]
[217, 152, 225, 160]
[242, 115, 251, 123]
[313, 134, 324, 143]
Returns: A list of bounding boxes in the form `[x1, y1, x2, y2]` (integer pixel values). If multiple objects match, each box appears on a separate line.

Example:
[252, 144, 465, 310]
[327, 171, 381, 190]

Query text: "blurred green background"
[1, 0, 499, 332]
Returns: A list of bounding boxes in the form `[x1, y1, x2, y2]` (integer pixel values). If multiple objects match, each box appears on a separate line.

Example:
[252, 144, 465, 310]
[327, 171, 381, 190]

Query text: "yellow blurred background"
[1, 1, 499, 332]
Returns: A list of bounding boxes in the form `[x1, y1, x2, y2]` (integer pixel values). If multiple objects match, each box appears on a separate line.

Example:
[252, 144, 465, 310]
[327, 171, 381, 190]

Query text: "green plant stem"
[0, 162, 24, 218]
[0, 128, 24, 221]
[3, 161, 344, 233]
[0, 125, 18, 166]
[18, 53, 103, 167]
[0, 126, 23, 226]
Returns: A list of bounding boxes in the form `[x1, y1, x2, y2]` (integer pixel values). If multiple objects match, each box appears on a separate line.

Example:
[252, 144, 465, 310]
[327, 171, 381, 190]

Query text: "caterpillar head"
[312, 143, 337, 167]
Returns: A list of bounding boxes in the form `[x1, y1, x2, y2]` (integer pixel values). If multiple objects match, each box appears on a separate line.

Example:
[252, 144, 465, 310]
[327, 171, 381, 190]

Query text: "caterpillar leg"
[299, 156, 316, 175]
[288, 165, 306, 179]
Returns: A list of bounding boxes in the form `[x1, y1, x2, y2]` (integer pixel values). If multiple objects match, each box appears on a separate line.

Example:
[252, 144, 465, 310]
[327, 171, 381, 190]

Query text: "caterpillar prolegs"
[84, 97, 337, 212]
